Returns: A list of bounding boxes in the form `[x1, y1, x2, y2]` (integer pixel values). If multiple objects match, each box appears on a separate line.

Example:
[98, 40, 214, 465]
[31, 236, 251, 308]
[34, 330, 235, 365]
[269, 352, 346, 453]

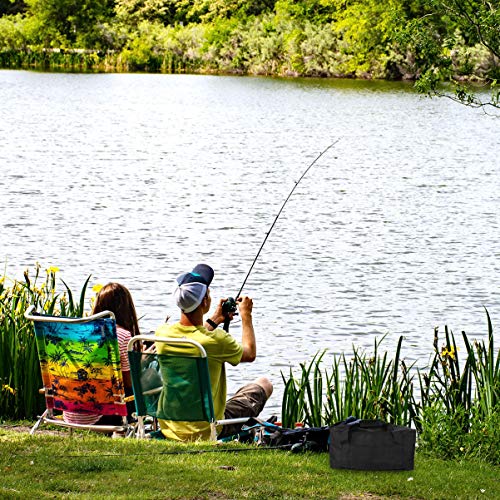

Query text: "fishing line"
[222, 138, 341, 330]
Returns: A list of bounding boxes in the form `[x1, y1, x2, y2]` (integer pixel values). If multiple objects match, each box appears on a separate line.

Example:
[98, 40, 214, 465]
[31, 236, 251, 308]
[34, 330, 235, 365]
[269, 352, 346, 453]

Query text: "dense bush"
[0, 0, 497, 84]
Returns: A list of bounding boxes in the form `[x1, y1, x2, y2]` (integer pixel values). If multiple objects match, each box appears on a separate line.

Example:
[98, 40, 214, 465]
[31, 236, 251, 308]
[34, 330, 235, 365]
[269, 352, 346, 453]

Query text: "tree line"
[0, 1, 498, 105]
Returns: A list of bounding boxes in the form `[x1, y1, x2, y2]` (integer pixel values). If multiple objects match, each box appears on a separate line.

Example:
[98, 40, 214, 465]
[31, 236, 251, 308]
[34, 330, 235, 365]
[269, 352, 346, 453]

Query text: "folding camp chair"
[25, 305, 133, 436]
[128, 335, 249, 440]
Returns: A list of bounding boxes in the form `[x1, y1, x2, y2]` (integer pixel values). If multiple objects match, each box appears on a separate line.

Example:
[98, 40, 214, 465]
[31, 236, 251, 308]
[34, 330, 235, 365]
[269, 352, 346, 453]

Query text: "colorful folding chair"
[128, 335, 249, 440]
[25, 305, 133, 435]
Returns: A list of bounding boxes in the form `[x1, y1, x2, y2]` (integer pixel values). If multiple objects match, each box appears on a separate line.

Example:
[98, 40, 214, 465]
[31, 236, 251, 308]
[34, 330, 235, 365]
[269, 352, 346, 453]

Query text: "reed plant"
[282, 312, 499, 464]
[415, 310, 499, 462]
[0, 264, 91, 420]
[0, 48, 120, 72]
[282, 335, 415, 428]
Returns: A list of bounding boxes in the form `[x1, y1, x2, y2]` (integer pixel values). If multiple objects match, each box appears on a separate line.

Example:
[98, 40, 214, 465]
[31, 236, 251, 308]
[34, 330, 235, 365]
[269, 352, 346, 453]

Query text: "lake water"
[1, 70, 499, 414]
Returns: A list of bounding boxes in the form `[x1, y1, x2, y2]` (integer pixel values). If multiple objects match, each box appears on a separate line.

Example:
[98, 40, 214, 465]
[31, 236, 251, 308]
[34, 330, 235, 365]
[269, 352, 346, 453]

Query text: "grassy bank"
[1, 265, 499, 467]
[0, 428, 498, 499]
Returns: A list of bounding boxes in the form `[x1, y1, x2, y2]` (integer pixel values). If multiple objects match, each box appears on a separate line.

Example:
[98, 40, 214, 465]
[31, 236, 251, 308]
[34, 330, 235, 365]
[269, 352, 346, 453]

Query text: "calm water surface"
[1, 70, 499, 413]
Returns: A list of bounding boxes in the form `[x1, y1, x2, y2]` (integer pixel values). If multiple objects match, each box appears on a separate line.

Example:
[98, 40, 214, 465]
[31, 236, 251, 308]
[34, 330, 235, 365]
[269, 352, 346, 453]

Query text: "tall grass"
[415, 310, 499, 462]
[282, 335, 414, 428]
[281, 311, 499, 463]
[0, 264, 91, 420]
[415, 311, 499, 426]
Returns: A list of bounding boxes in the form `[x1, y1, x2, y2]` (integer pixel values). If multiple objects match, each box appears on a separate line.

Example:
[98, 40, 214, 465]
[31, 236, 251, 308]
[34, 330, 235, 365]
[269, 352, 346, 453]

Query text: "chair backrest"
[128, 336, 215, 423]
[25, 306, 127, 417]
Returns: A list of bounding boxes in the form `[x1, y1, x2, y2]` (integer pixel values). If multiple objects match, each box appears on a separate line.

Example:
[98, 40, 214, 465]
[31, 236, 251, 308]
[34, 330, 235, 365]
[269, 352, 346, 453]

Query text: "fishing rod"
[222, 138, 341, 331]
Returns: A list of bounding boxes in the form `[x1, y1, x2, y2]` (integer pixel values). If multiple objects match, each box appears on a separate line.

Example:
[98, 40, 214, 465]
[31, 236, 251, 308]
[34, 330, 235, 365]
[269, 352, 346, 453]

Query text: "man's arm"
[237, 296, 256, 363]
[204, 296, 256, 363]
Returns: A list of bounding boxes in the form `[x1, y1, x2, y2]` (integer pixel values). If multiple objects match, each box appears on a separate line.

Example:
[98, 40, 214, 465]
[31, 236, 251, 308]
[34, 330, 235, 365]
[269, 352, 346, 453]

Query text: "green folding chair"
[128, 335, 249, 440]
[25, 305, 133, 436]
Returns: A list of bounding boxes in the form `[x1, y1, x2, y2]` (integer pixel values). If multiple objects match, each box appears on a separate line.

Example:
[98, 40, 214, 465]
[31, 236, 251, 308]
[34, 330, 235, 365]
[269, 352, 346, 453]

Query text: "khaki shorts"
[218, 383, 268, 438]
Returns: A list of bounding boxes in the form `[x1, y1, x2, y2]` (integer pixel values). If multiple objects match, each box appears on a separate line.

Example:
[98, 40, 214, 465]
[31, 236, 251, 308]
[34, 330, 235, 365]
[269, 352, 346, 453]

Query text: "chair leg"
[210, 422, 217, 441]
[134, 416, 145, 439]
[30, 410, 48, 435]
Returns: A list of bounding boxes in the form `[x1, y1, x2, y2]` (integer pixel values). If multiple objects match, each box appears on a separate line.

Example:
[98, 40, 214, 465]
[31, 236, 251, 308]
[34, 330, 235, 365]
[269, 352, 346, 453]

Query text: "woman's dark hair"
[92, 283, 140, 337]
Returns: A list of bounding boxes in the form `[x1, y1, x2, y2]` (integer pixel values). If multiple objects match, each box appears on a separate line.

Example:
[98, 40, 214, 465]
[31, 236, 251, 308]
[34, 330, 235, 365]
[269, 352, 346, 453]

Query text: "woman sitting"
[62, 282, 140, 427]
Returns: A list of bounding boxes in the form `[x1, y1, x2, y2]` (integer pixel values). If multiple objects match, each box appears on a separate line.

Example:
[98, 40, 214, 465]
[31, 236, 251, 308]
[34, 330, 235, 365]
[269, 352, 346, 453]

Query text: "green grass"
[0, 427, 498, 499]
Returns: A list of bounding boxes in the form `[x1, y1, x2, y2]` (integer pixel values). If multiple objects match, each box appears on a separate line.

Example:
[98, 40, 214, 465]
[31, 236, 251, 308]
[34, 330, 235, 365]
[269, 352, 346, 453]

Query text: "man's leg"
[218, 377, 273, 439]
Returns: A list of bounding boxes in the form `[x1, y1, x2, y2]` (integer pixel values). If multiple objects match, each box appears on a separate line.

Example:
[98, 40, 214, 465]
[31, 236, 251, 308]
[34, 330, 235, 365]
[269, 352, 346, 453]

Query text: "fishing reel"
[222, 297, 237, 316]
[222, 297, 237, 332]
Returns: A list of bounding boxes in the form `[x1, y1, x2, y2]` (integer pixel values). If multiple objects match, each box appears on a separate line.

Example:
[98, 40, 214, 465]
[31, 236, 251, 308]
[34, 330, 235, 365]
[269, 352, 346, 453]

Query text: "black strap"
[206, 318, 218, 329]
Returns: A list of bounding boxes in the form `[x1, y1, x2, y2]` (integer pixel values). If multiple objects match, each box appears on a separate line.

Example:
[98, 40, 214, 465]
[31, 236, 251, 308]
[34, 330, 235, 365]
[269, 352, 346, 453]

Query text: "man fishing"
[155, 263, 273, 441]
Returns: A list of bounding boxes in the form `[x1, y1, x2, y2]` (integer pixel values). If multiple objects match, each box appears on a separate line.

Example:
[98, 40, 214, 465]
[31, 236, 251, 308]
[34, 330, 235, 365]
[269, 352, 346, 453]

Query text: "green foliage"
[297, 22, 338, 76]
[431, 0, 499, 58]
[282, 311, 499, 464]
[0, 0, 497, 91]
[119, 20, 170, 71]
[396, 0, 499, 109]
[418, 402, 500, 464]
[208, 0, 277, 20]
[0, 13, 33, 49]
[282, 335, 415, 428]
[25, 0, 115, 47]
[0, 264, 93, 420]
[115, 0, 193, 26]
[415, 311, 499, 437]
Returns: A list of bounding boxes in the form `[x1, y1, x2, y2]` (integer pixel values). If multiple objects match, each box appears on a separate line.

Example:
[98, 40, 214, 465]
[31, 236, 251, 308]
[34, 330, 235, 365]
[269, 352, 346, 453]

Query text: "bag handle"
[333, 418, 392, 445]
[357, 419, 389, 430]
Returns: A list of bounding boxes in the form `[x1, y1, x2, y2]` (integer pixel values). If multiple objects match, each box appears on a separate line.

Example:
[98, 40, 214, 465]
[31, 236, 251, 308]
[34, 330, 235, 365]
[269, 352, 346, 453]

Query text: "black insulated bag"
[329, 419, 416, 470]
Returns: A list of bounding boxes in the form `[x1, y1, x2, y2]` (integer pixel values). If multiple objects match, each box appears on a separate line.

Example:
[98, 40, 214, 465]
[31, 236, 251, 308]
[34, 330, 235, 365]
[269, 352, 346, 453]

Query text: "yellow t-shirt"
[155, 322, 243, 441]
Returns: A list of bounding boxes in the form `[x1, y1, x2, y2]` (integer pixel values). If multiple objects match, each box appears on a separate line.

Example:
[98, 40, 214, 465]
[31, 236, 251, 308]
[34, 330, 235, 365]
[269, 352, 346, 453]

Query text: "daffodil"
[92, 284, 104, 293]
[47, 266, 60, 274]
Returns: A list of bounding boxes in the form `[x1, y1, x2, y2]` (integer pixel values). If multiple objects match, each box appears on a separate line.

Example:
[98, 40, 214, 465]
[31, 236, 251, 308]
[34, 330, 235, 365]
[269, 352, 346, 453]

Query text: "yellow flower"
[2, 384, 16, 395]
[92, 284, 104, 293]
[441, 346, 458, 360]
[47, 266, 60, 274]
